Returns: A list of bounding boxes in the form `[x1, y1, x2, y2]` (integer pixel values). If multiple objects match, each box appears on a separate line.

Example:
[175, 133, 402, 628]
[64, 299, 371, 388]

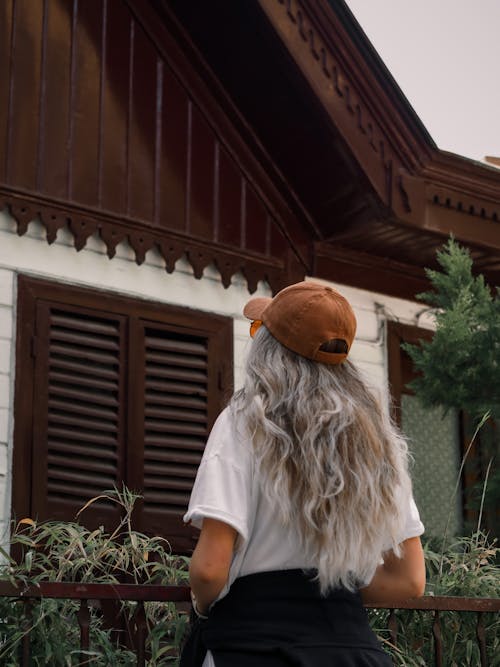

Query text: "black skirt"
[180, 570, 392, 667]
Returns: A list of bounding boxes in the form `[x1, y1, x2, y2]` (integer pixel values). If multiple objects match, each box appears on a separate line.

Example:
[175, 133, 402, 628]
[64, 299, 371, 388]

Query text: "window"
[13, 276, 233, 553]
[387, 322, 463, 537]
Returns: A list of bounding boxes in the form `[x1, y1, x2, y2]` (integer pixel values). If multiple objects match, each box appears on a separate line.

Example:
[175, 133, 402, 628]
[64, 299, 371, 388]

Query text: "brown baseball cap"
[243, 281, 357, 365]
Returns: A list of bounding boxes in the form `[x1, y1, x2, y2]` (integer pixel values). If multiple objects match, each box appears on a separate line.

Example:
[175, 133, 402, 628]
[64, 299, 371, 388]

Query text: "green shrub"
[0, 487, 189, 665]
[369, 531, 500, 666]
[1, 488, 498, 666]
[402, 238, 500, 535]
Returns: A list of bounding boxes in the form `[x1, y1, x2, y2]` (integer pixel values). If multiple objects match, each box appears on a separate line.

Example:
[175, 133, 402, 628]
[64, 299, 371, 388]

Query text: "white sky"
[344, 0, 500, 162]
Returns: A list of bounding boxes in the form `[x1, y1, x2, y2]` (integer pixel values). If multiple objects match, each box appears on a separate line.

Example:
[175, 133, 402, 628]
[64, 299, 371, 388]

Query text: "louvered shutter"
[31, 301, 126, 528]
[14, 277, 233, 552]
[128, 320, 214, 553]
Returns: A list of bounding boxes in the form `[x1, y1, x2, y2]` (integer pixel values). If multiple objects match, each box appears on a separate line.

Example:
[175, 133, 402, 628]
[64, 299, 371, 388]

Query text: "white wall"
[0, 206, 434, 530]
[0, 262, 14, 542]
[309, 278, 435, 398]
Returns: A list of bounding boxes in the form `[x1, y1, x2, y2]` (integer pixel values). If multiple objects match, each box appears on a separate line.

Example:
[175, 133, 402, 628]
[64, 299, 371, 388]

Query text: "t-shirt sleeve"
[183, 408, 253, 546]
[397, 490, 425, 543]
[377, 488, 424, 559]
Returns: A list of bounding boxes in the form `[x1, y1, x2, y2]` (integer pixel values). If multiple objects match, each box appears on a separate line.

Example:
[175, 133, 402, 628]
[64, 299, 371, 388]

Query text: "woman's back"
[181, 281, 425, 667]
[186, 401, 423, 593]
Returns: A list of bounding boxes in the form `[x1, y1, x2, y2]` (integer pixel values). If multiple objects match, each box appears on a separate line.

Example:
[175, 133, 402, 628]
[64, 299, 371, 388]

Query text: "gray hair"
[231, 326, 412, 593]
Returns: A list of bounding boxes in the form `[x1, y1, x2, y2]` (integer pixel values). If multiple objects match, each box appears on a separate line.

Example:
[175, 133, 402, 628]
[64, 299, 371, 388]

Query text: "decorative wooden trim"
[425, 187, 500, 250]
[431, 190, 499, 225]
[423, 150, 500, 201]
[395, 172, 500, 254]
[0, 187, 302, 293]
[256, 0, 500, 252]
[256, 0, 429, 223]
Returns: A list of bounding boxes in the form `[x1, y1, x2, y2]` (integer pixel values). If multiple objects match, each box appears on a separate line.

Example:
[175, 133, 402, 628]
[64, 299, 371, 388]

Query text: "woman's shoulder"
[205, 405, 252, 467]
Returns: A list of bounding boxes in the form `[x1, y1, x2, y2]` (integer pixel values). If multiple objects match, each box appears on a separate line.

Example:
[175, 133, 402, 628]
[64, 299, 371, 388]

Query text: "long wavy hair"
[231, 326, 413, 593]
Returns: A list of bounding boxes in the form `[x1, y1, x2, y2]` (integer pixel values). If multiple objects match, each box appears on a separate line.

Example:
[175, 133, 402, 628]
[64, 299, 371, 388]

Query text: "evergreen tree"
[403, 239, 499, 533]
[403, 238, 500, 420]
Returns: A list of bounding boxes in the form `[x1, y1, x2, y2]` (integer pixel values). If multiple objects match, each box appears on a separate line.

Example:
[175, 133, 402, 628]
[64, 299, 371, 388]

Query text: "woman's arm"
[189, 518, 238, 615]
[360, 536, 426, 604]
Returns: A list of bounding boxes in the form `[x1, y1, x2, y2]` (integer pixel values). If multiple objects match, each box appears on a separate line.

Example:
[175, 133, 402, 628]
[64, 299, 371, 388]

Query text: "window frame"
[387, 320, 468, 532]
[13, 275, 233, 552]
[386, 321, 432, 425]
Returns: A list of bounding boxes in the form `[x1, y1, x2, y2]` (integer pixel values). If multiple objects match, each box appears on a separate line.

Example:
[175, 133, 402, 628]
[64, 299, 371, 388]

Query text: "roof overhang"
[167, 0, 500, 295]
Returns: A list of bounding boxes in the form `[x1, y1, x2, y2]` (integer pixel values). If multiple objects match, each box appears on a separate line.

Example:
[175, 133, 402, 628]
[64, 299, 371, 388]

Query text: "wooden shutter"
[31, 302, 126, 528]
[128, 321, 212, 552]
[13, 277, 233, 552]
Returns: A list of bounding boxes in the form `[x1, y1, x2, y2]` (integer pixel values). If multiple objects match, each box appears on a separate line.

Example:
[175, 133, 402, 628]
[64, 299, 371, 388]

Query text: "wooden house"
[1, 0, 499, 551]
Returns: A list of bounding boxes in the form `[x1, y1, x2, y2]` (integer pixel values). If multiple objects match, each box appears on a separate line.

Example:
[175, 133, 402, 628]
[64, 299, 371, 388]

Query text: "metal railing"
[365, 596, 500, 666]
[0, 581, 498, 666]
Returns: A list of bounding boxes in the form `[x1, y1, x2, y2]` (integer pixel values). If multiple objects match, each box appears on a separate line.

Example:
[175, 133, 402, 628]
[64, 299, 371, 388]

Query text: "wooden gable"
[0, 0, 312, 293]
[166, 0, 500, 298]
[2, 0, 499, 299]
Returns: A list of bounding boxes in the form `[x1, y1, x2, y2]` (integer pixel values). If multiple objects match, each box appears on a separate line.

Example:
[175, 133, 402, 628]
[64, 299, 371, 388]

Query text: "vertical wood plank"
[115, 313, 128, 507]
[97, 0, 108, 207]
[159, 65, 189, 232]
[7, 0, 43, 189]
[218, 148, 242, 247]
[21, 599, 33, 666]
[39, 0, 72, 198]
[154, 58, 163, 224]
[125, 316, 146, 528]
[12, 277, 38, 527]
[240, 179, 246, 249]
[213, 140, 220, 242]
[134, 601, 147, 667]
[432, 610, 443, 667]
[128, 20, 156, 221]
[206, 319, 233, 430]
[386, 323, 404, 425]
[270, 222, 288, 260]
[35, 0, 48, 191]
[100, 0, 130, 214]
[31, 301, 52, 519]
[476, 612, 487, 667]
[387, 609, 398, 649]
[245, 185, 268, 254]
[77, 599, 91, 662]
[70, 0, 102, 205]
[0, 0, 14, 183]
[189, 104, 215, 239]
[265, 214, 272, 256]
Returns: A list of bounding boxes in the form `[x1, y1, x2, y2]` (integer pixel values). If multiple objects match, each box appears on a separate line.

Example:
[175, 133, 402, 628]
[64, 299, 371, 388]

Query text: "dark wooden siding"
[0, 0, 308, 292]
[14, 276, 233, 553]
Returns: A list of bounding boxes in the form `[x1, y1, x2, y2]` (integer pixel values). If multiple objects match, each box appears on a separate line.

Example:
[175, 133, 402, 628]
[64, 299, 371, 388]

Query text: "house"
[1, 0, 499, 552]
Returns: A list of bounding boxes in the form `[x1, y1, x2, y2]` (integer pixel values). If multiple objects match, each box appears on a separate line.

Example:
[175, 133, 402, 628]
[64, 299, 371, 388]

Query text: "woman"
[181, 281, 425, 667]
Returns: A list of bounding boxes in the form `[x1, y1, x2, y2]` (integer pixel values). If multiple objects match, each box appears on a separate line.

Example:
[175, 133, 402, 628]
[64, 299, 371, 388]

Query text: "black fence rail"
[0, 581, 498, 666]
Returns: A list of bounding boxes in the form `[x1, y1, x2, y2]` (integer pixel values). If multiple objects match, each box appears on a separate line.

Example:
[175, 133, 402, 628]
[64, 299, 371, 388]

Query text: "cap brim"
[243, 296, 272, 320]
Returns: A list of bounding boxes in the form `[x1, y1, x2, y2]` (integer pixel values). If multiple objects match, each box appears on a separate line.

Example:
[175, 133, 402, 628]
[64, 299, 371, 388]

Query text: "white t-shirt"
[184, 407, 424, 667]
